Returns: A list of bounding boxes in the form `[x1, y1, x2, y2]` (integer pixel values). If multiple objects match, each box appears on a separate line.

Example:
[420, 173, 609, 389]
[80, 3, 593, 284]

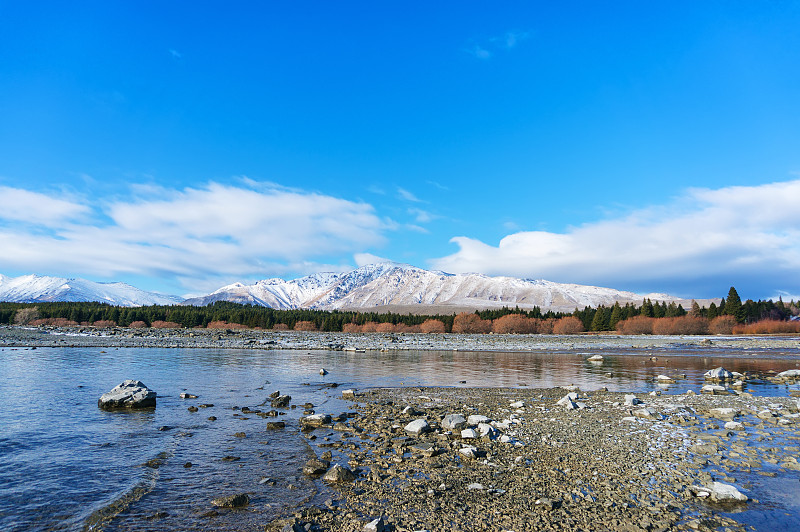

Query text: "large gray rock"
[404, 419, 430, 435]
[690, 482, 748, 502]
[211, 493, 250, 508]
[271, 395, 291, 408]
[704, 367, 733, 381]
[442, 414, 467, 431]
[323, 464, 356, 483]
[98, 380, 156, 410]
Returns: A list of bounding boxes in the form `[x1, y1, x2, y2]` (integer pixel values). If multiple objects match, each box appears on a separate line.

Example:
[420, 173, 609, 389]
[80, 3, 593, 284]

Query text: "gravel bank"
[271, 386, 800, 532]
[1, 325, 799, 353]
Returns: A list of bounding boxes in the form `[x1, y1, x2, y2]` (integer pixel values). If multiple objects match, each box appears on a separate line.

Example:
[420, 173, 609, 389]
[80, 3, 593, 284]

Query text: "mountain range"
[0, 263, 698, 312]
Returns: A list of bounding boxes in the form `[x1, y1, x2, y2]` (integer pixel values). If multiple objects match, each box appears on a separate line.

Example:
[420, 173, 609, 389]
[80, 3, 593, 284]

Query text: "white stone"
[691, 482, 748, 502]
[624, 394, 643, 406]
[467, 483, 484, 490]
[477, 423, 496, 438]
[587, 354, 604, 361]
[709, 408, 739, 420]
[442, 414, 467, 431]
[724, 421, 744, 431]
[404, 419, 430, 435]
[342, 389, 356, 399]
[777, 369, 800, 378]
[467, 414, 491, 425]
[459, 446, 479, 458]
[98, 380, 157, 410]
[704, 367, 733, 381]
[319, 368, 328, 376]
[461, 428, 479, 439]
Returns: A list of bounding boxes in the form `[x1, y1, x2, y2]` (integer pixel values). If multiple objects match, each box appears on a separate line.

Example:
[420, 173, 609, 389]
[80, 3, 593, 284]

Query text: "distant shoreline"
[1, 324, 798, 353]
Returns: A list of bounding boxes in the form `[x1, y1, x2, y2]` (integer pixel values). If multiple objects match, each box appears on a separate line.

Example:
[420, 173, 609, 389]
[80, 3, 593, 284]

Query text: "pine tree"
[591, 307, 606, 331]
[609, 303, 622, 330]
[724, 287, 743, 322]
[690, 300, 701, 317]
[640, 298, 654, 317]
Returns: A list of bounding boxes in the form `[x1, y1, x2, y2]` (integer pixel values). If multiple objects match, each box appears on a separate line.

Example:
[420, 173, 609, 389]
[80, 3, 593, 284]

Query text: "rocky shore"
[1, 324, 799, 353]
[269, 386, 800, 532]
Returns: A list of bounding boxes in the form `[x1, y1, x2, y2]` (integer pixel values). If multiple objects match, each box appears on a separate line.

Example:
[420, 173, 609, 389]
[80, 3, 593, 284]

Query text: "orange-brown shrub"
[272, 323, 289, 330]
[452, 312, 492, 334]
[538, 319, 555, 334]
[709, 315, 737, 335]
[553, 316, 585, 334]
[343, 323, 361, 333]
[151, 320, 182, 329]
[394, 323, 421, 333]
[733, 320, 800, 335]
[129, 321, 148, 328]
[359, 321, 379, 333]
[375, 322, 396, 333]
[30, 318, 79, 327]
[419, 319, 446, 333]
[92, 320, 117, 327]
[293, 320, 318, 331]
[616, 316, 654, 335]
[492, 314, 538, 334]
[207, 320, 247, 329]
[652, 316, 709, 335]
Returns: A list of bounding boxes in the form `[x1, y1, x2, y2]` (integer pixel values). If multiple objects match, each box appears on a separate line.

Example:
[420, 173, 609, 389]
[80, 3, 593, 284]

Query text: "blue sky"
[1, 1, 799, 300]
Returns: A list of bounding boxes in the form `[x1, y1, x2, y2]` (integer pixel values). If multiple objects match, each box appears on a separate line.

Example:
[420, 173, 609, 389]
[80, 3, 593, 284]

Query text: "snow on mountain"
[184, 263, 686, 313]
[0, 274, 183, 307]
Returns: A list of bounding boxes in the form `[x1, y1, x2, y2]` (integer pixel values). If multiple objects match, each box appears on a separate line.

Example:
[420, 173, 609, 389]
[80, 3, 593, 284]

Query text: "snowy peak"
[0, 274, 183, 307]
[185, 263, 686, 313]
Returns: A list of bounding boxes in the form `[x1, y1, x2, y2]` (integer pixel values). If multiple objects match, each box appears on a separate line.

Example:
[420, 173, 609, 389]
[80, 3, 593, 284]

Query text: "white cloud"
[354, 253, 393, 267]
[0, 186, 89, 226]
[408, 208, 438, 223]
[169, 49, 182, 59]
[0, 182, 387, 289]
[430, 180, 800, 295]
[467, 45, 492, 60]
[397, 187, 423, 203]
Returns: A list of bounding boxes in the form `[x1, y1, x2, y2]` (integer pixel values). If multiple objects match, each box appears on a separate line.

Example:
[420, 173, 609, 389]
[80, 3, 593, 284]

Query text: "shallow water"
[1, 345, 799, 531]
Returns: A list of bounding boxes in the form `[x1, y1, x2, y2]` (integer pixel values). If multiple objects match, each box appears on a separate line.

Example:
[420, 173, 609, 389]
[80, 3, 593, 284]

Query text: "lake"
[1, 345, 799, 531]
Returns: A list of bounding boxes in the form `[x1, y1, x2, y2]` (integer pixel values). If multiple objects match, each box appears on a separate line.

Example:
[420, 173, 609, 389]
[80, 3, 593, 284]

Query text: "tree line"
[1, 287, 797, 335]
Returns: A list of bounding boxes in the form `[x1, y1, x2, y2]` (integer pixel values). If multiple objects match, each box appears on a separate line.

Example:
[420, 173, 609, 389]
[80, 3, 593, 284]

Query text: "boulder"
[708, 408, 739, 420]
[303, 458, 331, 476]
[461, 428, 479, 439]
[364, 517, 386, 532]
[342, 389, 357, 399]
[624, 394, 643, 406]
[632, 408, 663, 421]
[300, 413, 332, 427]
[704, 367, 733, 381]
[467, 414, 490, 425]
[98, 380, 157, 410]
[404, 419, 430, 435]
[587, 355, 604, 362]
[271, 395, 291, 408]
[211, 493, 250, 508]
[690, 482, 748, 502]
[655, 375, 676, 384]
[701, 384, 728, 395]
[442, 414, 467, 431]
[323, 464, 356, 483]
[777, 369, 800, 379]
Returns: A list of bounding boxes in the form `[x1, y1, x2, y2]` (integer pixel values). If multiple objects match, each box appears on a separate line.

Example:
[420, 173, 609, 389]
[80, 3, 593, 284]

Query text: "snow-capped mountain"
[0, 274, 183, 307]
[184, 263, 686, 312]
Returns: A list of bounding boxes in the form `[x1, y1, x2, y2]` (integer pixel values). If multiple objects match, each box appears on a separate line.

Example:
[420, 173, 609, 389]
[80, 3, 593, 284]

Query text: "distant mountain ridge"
[0, 274, 183, 307]
[0, 264, 696, 312]
[182, 263, 688, 313]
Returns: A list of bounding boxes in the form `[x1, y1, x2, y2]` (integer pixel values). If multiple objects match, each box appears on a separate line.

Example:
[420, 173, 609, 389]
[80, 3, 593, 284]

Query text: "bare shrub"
[151, 320, 182, 329]
[538, 319, 555, 334]
[92, 320, 117, 327]
[342, 323, 361, 333]
[709, 315, 737, 335]
[734, 320, 800, 335]
[129, 321, 148, 328]
[30, 318, 79, 326]
[452, 312, 492, 334]
[616, 316, 654, 335]
[375, 322, 396, 333]
[553, 316, 585, 335]
[360, 321, 379, 333]
[272, 323, 289, 330]
[13, 307, 39, 325]
[652, 316, 709, 335]
[396, 323, 421, 333]
[293, 320, 318, 331]
[492, 314, 537, 334]
[419, 319, 446, 333]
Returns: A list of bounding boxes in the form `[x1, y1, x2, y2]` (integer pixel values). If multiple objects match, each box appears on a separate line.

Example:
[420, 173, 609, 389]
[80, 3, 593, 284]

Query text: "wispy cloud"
[169, 48, 182, 59]
[466, 30, 530, 60]
[430, 180, 800, 297]
[426, 180, 449, 191]
[408, 207, 438, 223]
[397, 187, 423, 203]
[0, 182, 388, 289]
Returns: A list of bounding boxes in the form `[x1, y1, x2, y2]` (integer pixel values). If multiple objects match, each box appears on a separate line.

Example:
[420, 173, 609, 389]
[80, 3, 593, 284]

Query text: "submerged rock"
[690, 482, 748, 503]
[704, 367, 734, 381]
[211, 493, 250, 508]
[98, 380, 156, 410]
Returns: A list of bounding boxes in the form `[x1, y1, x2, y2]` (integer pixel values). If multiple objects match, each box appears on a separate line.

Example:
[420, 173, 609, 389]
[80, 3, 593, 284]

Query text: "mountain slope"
[184, 263, 688, 313]
[0, 274, 183, 307]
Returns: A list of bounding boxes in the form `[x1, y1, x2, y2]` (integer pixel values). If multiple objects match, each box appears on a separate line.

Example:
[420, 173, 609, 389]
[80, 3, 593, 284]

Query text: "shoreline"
[1, 325, 799, 353]
[267, 386, 800, 532]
